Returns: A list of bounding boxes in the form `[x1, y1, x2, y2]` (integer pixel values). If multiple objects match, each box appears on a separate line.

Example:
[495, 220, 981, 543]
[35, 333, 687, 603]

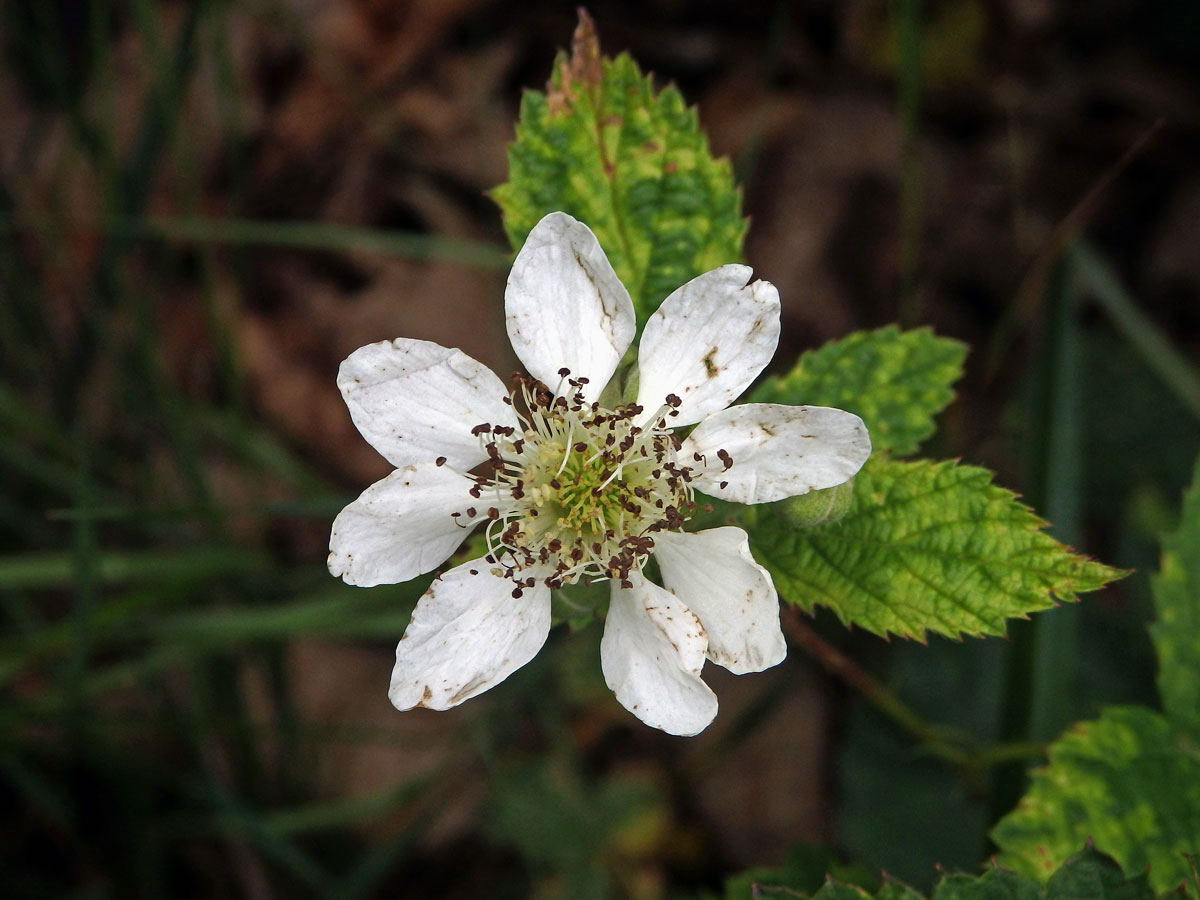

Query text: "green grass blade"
[0, 214, 511, 268]
[0, 548, 267, 592]
[1073, 240, 1200, 422]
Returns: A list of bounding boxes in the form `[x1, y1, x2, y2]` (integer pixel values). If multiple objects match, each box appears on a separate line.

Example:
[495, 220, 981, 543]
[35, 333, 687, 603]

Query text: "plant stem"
[783, 611, 1046, 781]
[782, 610, 970, 765]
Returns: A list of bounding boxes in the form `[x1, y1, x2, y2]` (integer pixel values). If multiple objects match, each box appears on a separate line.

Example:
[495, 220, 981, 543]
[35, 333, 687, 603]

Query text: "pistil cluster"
[457, 370, 709, 597]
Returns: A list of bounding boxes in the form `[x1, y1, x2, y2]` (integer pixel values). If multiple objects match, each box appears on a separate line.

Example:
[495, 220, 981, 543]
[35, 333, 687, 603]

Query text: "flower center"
[463, 372, 695, 596]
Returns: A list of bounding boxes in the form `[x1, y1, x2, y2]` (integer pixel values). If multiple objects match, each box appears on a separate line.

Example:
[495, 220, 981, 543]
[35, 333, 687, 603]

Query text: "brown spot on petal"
[703, 348, 719, 378]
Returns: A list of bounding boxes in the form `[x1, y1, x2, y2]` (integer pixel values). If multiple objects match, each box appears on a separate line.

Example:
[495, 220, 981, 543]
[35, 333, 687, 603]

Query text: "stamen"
[461, 378, 696, 592]
[554, 423, 574, 477]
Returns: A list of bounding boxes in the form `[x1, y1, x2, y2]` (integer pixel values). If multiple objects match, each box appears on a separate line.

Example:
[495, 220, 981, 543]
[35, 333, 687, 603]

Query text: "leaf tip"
[548, 8, 603, 113]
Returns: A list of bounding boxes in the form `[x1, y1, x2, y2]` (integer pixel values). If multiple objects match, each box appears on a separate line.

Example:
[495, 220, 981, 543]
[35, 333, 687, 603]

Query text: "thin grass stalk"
[991, 251, 1082, 829]
[1074, 240, 1200, 422]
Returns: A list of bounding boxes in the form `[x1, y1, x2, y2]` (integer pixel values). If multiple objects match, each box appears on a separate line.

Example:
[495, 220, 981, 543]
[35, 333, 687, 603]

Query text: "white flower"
[329, 212, 870, 736]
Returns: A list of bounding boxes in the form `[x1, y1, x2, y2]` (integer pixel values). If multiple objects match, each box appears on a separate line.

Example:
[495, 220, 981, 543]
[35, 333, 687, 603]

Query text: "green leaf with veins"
[490, 12, 745, 326]
[991, 456, 1200, 894]
[744, 456, 1123, 641]
[1150, 454, 1200, 734]
[712, 845, 1162, 900]
[991, 706, 1200, 894]
[751, 326, 967, 457]
[931, 867, 1042, 900]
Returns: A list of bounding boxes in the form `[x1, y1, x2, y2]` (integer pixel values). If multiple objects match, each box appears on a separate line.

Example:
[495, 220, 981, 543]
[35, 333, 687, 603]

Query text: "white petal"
[339, 338, 519, 470]
[682, 403, 871, 504]
[653, 528, 786, 674]
[635, 265, 781, 427]
[389, 558, 551, 711]
[328, 463, 482, 587]
[505, 212, 635, 402]
[600, 570, 717, 736]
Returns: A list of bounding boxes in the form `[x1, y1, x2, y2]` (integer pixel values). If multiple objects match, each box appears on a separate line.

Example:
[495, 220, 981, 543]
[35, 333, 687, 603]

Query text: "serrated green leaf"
[745, 456, 1122, 640]
[750, 326, 966, 456]
[877, 880, 927, 900]
[813, 882, 874, 900]
[991, 706, 1200, 894]
[1043, 845, 1157, 900]
[712, 847, 1166, 900]
[931, 867, 1041, 900]
[491, 15, 745, 324]
[1151, 454, 1200, 734]
[718, 845, 876, 900]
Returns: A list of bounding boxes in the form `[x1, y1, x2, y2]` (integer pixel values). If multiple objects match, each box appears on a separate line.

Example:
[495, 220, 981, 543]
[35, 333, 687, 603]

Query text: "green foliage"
[2, 5, 1165, 897]
[490, 14, 745, 324]
[751, 326, 967, 457]
[992, 457, 1200, 893]
[1150, 454, 1200, 732]
[717, 846, 1166, 900]
[745, 456, 1123, 641]
[991, 707, 1200, 893]
[485, 759, 663, 900]
[931, 868, 1041, 900]
[837, 637, 1007, 884]
[715, 846, 875, 900]
[814, 883, 876, 900]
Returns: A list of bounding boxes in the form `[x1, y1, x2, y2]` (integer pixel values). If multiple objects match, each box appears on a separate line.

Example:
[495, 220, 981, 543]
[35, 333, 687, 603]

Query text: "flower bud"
[771, 478, 854, 528]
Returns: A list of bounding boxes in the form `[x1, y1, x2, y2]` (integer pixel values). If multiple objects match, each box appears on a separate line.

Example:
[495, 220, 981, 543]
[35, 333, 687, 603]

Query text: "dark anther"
[435, 456, 447, 467]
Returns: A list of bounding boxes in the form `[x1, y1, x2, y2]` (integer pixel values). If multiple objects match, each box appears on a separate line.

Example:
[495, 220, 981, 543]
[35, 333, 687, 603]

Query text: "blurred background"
[2, 0, 1199, 897]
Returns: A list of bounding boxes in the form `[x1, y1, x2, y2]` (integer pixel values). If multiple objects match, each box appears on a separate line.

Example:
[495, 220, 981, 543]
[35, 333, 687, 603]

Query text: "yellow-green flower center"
[465, 374, 694, 596]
